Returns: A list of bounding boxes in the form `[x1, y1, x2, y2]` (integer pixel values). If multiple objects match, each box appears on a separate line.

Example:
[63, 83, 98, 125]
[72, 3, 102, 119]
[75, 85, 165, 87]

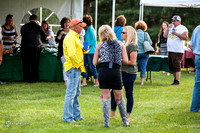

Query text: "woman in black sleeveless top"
[93, 25, 129, 127]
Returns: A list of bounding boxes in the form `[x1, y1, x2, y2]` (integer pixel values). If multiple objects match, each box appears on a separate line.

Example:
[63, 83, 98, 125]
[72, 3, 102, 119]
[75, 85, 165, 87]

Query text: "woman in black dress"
[93, 25, 129, 127]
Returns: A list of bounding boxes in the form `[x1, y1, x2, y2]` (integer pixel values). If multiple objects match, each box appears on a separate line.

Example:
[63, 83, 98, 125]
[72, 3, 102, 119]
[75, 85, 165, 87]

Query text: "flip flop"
[81, 84, 87, 87]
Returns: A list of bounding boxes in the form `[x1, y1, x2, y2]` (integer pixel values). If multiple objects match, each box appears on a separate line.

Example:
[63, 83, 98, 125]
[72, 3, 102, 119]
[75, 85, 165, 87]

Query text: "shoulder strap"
[144, 32, 146, 41]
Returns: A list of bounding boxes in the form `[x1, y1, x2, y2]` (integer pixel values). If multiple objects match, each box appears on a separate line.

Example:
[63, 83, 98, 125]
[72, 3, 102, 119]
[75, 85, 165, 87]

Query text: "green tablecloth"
[146, 55, 171, 73]
[0, 52, 63, 82]
[0, 54, 171, 82]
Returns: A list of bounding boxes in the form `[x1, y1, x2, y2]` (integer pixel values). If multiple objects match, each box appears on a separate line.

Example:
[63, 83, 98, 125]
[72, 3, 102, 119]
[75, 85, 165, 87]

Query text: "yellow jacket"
[63, 30, 86, 73]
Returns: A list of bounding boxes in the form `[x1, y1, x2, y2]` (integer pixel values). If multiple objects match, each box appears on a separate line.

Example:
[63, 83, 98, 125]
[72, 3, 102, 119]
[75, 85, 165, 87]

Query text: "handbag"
[143, 32, 154, 54]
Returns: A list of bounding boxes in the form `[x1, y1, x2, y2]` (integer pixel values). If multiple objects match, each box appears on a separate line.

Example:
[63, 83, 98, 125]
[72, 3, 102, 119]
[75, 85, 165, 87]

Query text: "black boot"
[171, 79, 180, 85]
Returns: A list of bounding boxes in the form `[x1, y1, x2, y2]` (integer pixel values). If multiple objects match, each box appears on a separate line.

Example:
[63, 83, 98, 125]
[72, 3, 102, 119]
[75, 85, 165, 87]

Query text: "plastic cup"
[83, 42, 88, 50]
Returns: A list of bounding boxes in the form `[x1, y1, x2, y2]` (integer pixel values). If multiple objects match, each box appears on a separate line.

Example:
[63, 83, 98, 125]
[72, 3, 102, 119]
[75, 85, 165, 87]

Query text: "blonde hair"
[98, 25, 117, 42]
[124, 26, 137, 47]
[135, 20, 147, 31]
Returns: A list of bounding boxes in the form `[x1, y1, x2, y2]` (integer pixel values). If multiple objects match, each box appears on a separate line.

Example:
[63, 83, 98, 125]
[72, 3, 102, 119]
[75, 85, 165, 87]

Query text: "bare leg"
[81, 78, 87, 86]
[127, 113, 131, 121]
[94, 78, 99, 86]
[175, 71, 181, 81]
[113, 89, 123, 104]
[141, 78, 145, 85]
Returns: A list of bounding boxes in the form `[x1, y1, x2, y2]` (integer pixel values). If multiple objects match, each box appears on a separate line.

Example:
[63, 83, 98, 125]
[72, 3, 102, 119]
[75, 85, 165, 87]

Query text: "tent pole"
[112, 0, 116, 30]
[70, 0, 73, 18]
[95, 0, 98, 37]
[40, 7, 42, 24]
[139, 4, 142, 20]
[142, 4, 144, 20]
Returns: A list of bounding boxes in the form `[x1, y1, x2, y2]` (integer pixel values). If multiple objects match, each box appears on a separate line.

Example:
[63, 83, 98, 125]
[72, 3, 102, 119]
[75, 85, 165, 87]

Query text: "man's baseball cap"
[70, 18, 86, 27]
[172, 15, 181, 21]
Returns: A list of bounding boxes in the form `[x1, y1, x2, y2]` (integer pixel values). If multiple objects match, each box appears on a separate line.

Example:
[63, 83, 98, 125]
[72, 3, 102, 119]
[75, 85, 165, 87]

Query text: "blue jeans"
[190, 55, 200, 112]
[82, 54, 98, 79]
[111, 73, 137, 113]
[63, 68, 82, 122]
[137, 53, 149, 78]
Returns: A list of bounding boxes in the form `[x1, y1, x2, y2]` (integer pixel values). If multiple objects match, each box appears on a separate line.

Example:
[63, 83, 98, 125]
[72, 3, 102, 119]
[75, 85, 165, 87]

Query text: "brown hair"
[4, 14, 15, 28]
[83, 14, 93, 26]
[60, 17, 71, 28]
[115, 15, 126, 27]
[158, 21, 169, 38]
[135, 20, 147, 31]
[42, 20, 49, 30]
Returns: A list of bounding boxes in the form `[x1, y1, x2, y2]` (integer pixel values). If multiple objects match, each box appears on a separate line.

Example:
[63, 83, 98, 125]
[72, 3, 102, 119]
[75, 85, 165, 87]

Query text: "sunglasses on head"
[121, 32, 127, 34]
[73, 20, 83, 27]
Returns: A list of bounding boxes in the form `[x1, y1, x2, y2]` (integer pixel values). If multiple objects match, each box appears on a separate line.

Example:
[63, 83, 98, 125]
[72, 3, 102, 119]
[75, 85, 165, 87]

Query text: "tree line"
[87, 0, 200, 48]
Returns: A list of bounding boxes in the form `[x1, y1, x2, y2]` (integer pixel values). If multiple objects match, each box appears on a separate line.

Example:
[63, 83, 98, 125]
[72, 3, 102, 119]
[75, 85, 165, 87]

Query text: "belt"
[100, 62, 120, 69]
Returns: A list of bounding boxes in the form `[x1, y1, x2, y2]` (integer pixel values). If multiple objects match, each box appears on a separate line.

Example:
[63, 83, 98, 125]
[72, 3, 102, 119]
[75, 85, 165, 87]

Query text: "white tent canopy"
[0, 0, 84, 36]
[139, 0, 200, 20]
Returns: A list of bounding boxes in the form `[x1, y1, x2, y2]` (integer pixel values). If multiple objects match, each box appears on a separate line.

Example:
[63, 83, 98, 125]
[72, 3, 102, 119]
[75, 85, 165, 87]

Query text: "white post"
[141, 4, 144, 20]
[112, 0, 116, 30]
[139, 4, 142, 20]
[95, 0, 98, 37]
[139, 4, 144, 20]
[40, 7, 42, 24]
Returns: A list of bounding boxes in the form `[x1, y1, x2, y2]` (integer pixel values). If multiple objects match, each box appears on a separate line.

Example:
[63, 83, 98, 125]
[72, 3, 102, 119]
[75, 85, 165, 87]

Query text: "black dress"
[98, 40, 123, 90]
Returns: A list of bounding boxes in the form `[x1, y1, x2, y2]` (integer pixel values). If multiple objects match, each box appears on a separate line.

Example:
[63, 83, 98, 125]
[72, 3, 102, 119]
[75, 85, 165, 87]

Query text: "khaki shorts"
[168, 52, 183, 72]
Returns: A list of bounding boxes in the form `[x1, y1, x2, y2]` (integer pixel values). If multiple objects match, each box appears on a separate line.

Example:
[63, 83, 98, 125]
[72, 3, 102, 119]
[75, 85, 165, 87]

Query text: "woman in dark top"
[55, 17, 71, 85]
[156, 21, 169, 56]
[93, 25, 129, 127]
[110, 26, 138, 121]
[156, 21, 170, 75]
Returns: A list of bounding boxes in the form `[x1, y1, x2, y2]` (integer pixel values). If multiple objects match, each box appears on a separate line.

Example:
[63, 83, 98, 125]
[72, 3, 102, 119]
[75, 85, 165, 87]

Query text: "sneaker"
[64, 120, 76, 123]
[171, 79, 180, 85]
[0, 81, 6, 84]
[74, 118, 84, 121]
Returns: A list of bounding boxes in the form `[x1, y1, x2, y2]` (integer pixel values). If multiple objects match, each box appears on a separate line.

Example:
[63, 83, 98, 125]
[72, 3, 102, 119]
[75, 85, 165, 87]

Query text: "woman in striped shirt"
[1, 14, 19, 49]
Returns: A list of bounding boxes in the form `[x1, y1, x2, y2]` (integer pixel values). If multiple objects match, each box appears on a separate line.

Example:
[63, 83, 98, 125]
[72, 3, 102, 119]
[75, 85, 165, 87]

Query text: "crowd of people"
[0, 13, 199, 127]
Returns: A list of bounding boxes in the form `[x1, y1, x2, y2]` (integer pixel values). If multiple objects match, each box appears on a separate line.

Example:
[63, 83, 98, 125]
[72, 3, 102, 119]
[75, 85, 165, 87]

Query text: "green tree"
[87, 0, 200, 48]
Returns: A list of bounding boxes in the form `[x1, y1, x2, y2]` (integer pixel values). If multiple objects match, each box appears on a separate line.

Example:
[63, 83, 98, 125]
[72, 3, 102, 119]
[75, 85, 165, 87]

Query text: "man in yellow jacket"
[63, 18, 86, 123]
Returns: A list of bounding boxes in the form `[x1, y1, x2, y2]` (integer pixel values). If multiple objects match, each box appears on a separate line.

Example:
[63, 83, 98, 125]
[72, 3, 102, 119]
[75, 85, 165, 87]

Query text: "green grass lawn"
[0, 70, 200, 133]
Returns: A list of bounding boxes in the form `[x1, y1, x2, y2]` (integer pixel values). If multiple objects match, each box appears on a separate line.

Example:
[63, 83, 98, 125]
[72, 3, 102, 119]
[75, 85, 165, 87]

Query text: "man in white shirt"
[164, 15, 188, 85]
